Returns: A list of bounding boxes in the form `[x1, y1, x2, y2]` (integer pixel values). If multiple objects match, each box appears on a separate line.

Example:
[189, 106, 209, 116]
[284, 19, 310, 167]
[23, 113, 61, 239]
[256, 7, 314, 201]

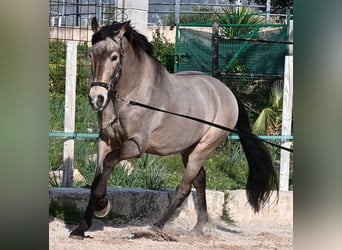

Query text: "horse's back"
[171, 71, 238, 112]
[170, 71, 239, 132]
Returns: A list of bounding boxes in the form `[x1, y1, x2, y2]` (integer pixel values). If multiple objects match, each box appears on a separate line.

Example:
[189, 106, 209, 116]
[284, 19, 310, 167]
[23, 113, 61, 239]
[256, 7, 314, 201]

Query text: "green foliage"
[108, 154, 174, 190]
[49, 41, 91, 96]
[252, 81, 283, 135]
[105, 145, 249, 191]
[205, 141, 248, 190]
[215, 6, 265, 37]
[132, 154, 169, 190]
[76, 42, 92, 96]
[49, 41, 66, 93]
[222, 77, 274, 122]
[151, 29, 175, 73]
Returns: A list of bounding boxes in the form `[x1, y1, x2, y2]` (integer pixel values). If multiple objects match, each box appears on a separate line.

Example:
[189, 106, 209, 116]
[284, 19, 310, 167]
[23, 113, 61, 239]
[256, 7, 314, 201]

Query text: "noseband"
[90, 38, 125, 92]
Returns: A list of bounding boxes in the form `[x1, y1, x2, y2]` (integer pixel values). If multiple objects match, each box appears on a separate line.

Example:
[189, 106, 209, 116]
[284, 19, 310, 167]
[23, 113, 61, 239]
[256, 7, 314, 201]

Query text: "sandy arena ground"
[49, 191, 293, 249]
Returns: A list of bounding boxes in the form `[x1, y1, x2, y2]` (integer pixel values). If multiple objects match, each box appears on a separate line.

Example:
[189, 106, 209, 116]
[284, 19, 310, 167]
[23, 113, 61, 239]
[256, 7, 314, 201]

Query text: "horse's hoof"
[69, 228, 85, 240]
[69, 234, 84, 240]
[189, 227, 204, 236]
[190, 221, 208, 236]
[94, 199, 111, 218]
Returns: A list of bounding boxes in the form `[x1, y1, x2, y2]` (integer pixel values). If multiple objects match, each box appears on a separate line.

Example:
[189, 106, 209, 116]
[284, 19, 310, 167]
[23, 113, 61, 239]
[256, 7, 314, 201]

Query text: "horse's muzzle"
[88, 94, 105, 111]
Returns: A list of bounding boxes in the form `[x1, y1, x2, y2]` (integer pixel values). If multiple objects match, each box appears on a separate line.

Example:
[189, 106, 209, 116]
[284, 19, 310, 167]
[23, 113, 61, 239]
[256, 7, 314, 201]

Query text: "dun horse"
[70, 18, 277, 239]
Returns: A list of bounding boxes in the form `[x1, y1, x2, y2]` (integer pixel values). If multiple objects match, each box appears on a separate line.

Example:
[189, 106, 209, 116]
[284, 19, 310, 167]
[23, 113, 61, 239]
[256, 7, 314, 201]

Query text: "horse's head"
[88, 17, 130, 111]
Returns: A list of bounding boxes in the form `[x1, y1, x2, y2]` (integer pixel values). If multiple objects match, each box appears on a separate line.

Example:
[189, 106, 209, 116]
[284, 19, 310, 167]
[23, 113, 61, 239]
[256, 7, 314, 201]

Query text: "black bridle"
[90, 38, 125, 92]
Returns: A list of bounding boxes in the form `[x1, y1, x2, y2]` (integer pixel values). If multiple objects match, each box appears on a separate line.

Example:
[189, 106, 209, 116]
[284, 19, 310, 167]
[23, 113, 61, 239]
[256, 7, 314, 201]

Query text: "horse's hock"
[49, 188, 292, 228]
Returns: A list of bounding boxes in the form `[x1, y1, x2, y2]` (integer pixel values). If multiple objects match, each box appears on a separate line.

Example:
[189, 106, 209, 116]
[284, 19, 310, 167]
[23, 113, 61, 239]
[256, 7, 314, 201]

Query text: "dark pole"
[212, 21, 219, 77]
[76, 0, 80, 26]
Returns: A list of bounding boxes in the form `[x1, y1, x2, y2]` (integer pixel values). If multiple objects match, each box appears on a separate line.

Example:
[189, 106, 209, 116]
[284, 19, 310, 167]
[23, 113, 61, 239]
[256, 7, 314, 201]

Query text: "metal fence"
[49, 0, 126, 27]
[175, 19, 289, 77]
[148, 0, 292, 25]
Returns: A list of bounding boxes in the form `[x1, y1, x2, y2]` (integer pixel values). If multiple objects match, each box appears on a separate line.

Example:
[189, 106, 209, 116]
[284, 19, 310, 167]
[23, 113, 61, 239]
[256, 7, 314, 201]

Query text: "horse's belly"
[146, 123, 205, 155]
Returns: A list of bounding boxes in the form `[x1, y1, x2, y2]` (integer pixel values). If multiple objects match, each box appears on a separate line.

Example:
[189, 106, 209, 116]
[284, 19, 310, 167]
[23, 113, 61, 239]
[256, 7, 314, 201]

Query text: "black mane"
[91, 21, 154, 59]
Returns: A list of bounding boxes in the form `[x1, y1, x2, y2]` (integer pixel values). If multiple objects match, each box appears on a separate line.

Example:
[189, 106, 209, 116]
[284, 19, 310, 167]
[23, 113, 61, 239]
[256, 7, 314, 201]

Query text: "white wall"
[117, 0, 148, 36]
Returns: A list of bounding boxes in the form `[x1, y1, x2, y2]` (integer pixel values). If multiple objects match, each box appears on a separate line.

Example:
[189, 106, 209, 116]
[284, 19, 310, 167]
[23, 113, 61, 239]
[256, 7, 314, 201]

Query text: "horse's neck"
[116, 52, 160, 101]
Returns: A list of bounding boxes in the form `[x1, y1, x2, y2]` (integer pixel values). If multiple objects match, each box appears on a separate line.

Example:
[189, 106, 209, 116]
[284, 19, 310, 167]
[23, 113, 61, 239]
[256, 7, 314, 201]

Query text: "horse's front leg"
[93, 138, 142, 203]
[70, 138, 142, 239]
[69, 139, 112, 239]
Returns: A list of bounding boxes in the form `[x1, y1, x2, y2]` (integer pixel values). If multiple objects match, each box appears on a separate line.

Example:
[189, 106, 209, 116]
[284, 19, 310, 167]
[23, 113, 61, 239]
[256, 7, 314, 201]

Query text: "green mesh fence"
[175, 16, 289, 78]
[175, 27, 213, 73]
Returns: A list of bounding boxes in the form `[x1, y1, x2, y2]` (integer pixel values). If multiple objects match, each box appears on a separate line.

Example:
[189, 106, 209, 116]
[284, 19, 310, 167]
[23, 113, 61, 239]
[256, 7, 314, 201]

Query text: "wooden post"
[280, 56, 293, 191]
[62, 41, 77, 187]
[212, 22, 219, 77]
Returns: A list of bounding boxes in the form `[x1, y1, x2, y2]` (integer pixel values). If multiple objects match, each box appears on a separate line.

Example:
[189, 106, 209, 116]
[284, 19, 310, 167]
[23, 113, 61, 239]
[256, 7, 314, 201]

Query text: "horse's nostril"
[96, 95, 104, 108]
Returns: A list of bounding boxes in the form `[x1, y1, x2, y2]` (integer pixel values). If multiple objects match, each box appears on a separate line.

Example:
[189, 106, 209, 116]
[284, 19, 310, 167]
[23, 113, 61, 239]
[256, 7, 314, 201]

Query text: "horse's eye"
[111, 55, 118, 61]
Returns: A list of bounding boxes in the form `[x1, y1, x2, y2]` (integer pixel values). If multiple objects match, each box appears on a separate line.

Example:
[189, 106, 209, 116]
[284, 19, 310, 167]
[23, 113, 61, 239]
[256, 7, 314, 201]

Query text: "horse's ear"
[91, 17, 100, 33]
[116, 21, 131, 40]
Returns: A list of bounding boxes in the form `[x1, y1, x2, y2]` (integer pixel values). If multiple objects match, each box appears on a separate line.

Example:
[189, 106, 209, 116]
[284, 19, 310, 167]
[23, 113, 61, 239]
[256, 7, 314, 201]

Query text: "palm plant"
[215, 6, 265, 37]
[252, 81, 283, 135]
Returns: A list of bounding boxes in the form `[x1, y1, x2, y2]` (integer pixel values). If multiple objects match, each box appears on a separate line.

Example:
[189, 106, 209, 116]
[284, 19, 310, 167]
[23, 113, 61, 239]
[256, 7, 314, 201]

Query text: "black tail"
[236, 98, 278, 212]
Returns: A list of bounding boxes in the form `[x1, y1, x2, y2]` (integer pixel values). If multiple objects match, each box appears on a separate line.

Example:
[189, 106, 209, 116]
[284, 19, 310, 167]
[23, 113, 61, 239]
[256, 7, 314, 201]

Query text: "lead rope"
[114, 97, 293, 153]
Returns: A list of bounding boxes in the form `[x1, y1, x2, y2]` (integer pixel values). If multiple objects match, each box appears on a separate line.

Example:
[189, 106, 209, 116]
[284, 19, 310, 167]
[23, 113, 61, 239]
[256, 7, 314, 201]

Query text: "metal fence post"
[96, 0, 102, 25]
[212, 22, 219, 77]
[62, 41, 77, 187]
[266, 0, 271, 24]
[175, 0, 180, 25]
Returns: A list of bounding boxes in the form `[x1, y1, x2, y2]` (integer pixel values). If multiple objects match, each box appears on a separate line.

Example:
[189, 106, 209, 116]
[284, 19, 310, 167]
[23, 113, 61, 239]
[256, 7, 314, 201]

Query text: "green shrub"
[151, 29, 175, 73]
[49, 41, 91, 96]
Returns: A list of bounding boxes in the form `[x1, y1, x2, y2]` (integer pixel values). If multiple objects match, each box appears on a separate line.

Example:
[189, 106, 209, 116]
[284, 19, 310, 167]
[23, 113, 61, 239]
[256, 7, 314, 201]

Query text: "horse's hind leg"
[154, 166, 195, 229]
[191, 167, 208, 233]
[181, 151, 208, 234]
[154, 143, 213, 230]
